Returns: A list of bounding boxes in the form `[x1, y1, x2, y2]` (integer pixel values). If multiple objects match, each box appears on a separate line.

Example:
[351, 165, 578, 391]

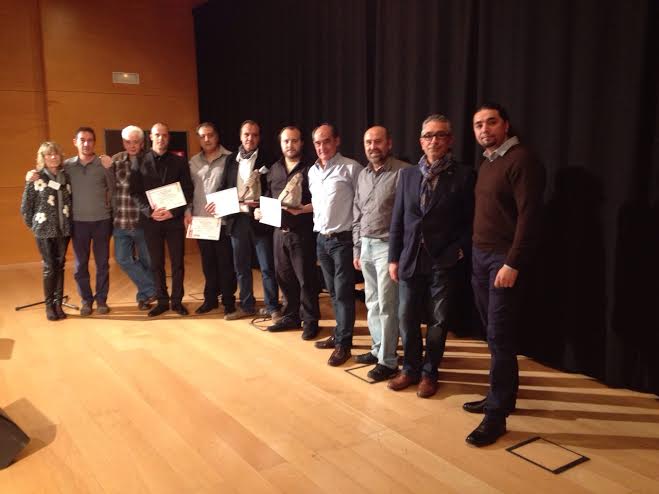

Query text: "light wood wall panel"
[1, 0, 201, 265]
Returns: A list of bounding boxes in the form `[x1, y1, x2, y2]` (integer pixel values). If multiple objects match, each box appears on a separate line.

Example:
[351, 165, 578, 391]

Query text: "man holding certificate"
[255, 126, 320, 339]
[185, 122, 237, 316]
[130, 122, 194, 317]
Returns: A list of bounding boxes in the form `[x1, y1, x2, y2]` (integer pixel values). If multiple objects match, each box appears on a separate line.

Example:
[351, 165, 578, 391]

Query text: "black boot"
[43, 273, 58, 321]
[53, 268, 66, 320]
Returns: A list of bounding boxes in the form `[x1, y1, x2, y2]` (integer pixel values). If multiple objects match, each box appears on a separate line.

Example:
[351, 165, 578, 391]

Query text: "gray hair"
[121, 125, 144, 141]
[421, 114, 452, 134]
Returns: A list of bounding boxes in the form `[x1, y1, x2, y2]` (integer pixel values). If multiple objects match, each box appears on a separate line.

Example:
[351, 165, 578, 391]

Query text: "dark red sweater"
[473, 143, 545, 269]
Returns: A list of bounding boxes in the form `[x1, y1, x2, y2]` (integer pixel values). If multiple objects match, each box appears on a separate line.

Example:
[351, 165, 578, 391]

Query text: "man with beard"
[255, 126, 320, 339]
[352, 126, 410, 381]
[464, 103, 545, 446]
[185, 122, 237, 316]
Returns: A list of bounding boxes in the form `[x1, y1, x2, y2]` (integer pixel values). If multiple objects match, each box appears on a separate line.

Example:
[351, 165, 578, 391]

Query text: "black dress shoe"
[465, 417, 507, 447]
[267, 318, 301, 332]
[148, 304, 169, 317]
[172, 303, 189, 316]
[314, 335, 336, 349]
[301, 321, 319, 340]
[138, 295, 158, 311]
[195, 301, 218, 314]
[354, 352, 378, 365]
[327, 347, 351, 366]
[463, 397, 487, 414]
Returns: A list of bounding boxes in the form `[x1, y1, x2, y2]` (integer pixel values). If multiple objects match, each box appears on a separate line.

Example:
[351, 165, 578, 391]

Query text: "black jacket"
[389, 161, 475, 281]
[264, 159, 313, 232]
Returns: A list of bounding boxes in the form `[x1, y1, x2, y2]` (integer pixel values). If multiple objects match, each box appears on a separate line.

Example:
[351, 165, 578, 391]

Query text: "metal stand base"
[15, 295, 79, 312]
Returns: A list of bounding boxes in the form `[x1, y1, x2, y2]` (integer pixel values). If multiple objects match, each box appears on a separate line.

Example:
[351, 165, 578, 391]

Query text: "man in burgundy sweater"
[464, 103, 545, 447]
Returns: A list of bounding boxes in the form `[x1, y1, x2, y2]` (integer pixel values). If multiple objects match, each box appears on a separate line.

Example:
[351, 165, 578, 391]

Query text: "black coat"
[388, 161, 475, 281]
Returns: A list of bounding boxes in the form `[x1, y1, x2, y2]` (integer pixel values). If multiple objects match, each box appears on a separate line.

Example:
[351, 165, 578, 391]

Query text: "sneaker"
[367, 364, 398, 382]
[224, 308, 257, 321]
[267, 318, 301, 332]
[354, 352, 378, 365]
[258, 308, 283, 321]
[314, 335, 336, 349]
[96, 302, 110, 315]
[138, 295, 157, 311]
[80, 301, 93, 317]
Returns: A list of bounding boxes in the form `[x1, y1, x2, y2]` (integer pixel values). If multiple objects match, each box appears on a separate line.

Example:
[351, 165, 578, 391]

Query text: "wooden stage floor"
[1, 255, 658, 493]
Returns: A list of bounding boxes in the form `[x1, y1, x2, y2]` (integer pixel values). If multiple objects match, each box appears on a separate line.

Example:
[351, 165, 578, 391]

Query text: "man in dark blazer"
[130, 122, 194, 317]
[388, 114, 475, 398]
[215, 120, 280, 320]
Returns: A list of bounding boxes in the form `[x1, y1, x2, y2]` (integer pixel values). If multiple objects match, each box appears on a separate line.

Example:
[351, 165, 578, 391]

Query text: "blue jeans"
[360, 238, 399, 369]
[471, 245, 520, 418]
[317, 232, 355, 349]
[229, 214, 279, 312]
[113, 227, 156, 302]
[398, 252, 451, 379]
[72, 219, 112, 304]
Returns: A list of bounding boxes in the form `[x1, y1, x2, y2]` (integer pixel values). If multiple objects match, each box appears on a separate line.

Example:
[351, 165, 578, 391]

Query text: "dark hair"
[366, 125, 391, 140]
[475, 102, 510, 123]
[278, 125, 303, 141]
[196, 122, 219, 136]
[74, 126, 95, 140]
[312, 122, 339, 140]
[240, 120, 260, 132]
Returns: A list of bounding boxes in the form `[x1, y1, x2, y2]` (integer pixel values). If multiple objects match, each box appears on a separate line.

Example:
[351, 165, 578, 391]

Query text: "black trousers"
[143, 218, 185, 305]
[197, 233, 237, 311]
[35, 236, 70, 305]
[274, 228, 320, 323]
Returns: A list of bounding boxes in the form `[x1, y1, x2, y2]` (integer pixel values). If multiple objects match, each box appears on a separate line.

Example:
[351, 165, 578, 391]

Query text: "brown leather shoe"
[327, 347, 351, 366]
[417, 376, 439, 398]
[387, 372, 420, 391]
[314, 335, 336, 349]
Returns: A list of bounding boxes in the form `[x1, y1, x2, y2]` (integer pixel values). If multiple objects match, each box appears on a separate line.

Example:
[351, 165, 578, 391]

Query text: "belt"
[319, 230, 351, 240]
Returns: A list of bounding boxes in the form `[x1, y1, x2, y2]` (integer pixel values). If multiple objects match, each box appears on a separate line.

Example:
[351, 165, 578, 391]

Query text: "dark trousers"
[72, 219, 112, 304]
[144, 218, 185, 305]
[398, 250, 452, 379]
[471, 245, 520, 418]
[274, 228, 320, 324]
[317, 232, 355, 349]
[198, 233, 237, 311]
[36, 236, 70, 305]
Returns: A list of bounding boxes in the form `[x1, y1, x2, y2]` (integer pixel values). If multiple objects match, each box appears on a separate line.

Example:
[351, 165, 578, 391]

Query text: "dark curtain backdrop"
[194, 0, 659, 394]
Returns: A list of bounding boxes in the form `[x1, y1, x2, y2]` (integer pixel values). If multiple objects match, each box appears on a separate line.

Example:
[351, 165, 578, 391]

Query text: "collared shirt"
[112, 152, 141, 230]
[188, 145, 232, 217]
[308, 152, 362, 234]
[352, 156, 410, 257]
[483, 136, 520, 162]
[63, 155, 114, 221]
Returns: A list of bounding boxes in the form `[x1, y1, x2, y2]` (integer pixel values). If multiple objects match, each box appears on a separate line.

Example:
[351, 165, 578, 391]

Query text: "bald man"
[352, 126, 410, 381]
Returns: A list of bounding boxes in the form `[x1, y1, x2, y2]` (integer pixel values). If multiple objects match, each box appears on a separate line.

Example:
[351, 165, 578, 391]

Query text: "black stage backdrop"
[194, 0, 659, 394]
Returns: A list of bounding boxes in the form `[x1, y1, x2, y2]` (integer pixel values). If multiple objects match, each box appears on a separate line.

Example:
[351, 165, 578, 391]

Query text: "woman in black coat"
[20, 142, 73, 321]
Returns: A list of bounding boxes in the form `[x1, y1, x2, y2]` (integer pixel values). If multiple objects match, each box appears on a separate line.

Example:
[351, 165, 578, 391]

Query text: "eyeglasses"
[421, 132, 451, 141]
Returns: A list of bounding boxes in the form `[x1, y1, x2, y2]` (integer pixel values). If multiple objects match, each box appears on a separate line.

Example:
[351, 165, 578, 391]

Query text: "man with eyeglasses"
[352, 126, 410, 381]
[463, 103, 545, 446]
[388, 114, 474, 398]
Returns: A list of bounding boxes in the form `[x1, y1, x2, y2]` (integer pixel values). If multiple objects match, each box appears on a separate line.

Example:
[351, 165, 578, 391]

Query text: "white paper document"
[205, 187, 240, 218]
[186, 216, 221, 241]
[146, 182, 187, 210]
[258, 196, 282, 228]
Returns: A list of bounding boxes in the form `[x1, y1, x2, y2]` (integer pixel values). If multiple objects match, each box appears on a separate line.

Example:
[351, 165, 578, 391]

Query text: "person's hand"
[283, 206, 303, 215]
[458, 248, 464, 260]
[494, 264, 518, 288]
[204, 202, 217, 215]
[99, 154, 113, 168]
[183, 212, 193, 227]
[151, 207, 173, 221]
[26, 170, 38, 182]
[389, 262, 399, 283]
[353, 258, 361, 271]
[254, 208, 262, 221]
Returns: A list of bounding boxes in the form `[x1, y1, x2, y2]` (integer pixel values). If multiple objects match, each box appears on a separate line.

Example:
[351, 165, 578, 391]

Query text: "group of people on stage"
[20, 102, 545, 446]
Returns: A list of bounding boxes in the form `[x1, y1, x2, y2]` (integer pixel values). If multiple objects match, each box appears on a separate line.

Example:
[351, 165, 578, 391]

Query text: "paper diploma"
[186, 216, 221, 241]
[206, 187, 240, 218]
[258, 196, 282, 228]
[146, 182, 186, 210]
